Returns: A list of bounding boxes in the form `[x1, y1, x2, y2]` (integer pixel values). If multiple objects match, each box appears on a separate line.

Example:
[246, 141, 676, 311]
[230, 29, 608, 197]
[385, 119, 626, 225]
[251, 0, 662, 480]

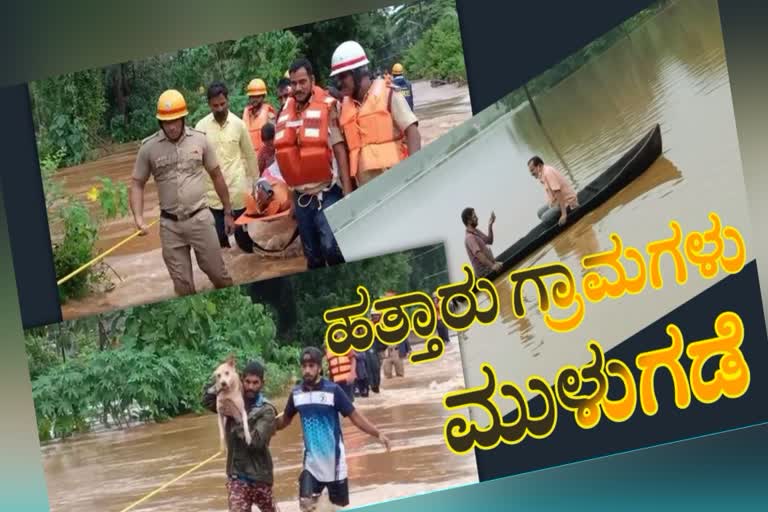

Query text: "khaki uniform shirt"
[132, 126, 220, 218]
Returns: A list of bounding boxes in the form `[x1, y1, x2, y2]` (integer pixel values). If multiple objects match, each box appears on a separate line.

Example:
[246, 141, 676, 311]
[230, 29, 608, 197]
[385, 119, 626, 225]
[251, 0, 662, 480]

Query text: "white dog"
[212, 355, 252, 451]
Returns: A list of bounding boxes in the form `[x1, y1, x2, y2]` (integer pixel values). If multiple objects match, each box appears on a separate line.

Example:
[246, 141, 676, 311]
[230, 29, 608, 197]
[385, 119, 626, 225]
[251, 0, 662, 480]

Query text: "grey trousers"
[537, 204, 575, 226]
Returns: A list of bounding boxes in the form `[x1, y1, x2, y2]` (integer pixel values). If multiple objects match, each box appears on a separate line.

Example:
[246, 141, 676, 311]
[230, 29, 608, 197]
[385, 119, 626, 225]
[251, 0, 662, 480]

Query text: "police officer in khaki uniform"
[130, 89, 235, 296]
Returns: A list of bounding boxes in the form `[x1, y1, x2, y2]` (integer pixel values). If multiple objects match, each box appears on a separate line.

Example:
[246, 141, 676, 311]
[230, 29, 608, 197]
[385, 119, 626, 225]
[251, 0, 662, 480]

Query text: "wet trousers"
[382, 350, 405, 378]
[293, 185, 346, 270]
[159, 208, 233, 296]
[227, 478, 276, 512]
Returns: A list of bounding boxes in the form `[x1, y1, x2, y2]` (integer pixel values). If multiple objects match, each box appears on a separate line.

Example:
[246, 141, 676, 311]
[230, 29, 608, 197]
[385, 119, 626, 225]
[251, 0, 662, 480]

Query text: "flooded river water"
[40, 341, 477, 511]
[460, 0, 754, 420]
[52, 80, 472, 322]
[40, 1, 744, 506]
[324, 0, 754, 419]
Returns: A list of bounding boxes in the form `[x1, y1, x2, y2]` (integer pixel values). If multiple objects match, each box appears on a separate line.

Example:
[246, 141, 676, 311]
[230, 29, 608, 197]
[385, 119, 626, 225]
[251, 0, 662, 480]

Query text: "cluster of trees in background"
[394, 0, 672, 186]
[28, 244, 448, 443]
[37, 0, 464, 301]
[31, 0, 464, 171]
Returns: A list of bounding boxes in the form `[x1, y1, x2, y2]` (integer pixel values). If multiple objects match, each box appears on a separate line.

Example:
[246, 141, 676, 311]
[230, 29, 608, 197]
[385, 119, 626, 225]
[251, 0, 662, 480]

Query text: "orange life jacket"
[339, 78, 404, 178]
[274, 87, 337, 188]
[237, 178, 292, 223]
[326, 348, 353, 383]
[260, 179, 292, 217]
[243, 103, 275, 152]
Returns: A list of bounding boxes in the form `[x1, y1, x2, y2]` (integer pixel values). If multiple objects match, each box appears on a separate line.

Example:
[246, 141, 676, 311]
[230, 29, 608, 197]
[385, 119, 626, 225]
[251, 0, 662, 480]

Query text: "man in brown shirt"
[130, 89, 235, 297]
[462, 207, 502, 278]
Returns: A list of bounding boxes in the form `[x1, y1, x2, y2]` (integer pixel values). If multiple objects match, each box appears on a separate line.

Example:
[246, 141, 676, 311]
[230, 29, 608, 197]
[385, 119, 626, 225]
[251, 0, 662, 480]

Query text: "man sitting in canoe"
[235, 178, 292, 225]
[527, 156, 580, 227]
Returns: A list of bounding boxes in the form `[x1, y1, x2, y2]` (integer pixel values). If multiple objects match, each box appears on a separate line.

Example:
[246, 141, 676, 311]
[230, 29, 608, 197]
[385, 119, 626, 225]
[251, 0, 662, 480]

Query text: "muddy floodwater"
[322, 1, 753, 419]
[52, 80, 472, 321]
[40, 341, 476, 511]
[458, 0, 755, 418]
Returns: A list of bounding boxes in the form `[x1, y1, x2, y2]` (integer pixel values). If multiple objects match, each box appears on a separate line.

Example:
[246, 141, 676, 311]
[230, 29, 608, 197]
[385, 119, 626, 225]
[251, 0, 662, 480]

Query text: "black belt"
[160, 207, 205, 222]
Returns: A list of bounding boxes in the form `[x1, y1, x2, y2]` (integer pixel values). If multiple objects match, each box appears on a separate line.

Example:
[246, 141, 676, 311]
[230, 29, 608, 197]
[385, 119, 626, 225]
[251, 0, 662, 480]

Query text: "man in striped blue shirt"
[276, 346, 391, 510]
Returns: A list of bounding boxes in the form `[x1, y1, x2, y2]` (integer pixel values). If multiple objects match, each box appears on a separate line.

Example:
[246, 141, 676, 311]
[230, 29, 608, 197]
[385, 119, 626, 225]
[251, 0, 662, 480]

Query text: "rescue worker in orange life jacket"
[391, 63, 414, 111]
[331, 41, 422, 189]
[325, 345, 357, 403]
[273, 57, 351, 270]
[242, 78, 276, 154]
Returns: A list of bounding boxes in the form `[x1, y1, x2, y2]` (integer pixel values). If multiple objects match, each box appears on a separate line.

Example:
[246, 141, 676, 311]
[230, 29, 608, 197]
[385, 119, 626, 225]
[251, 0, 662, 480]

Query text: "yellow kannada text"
[509, 211, 746, 333]
[324, 264, 501, 364]
[441, 310, 750, 455]
[322, 212, 747, 362]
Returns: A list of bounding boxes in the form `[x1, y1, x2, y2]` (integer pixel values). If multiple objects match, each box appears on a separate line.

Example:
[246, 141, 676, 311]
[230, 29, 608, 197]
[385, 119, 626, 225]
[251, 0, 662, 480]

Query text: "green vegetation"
[31, 1, 465, 172]
[43, 148, 129, 302]
[288, 250, 412, 345]
[403, 9, 467, 83]
[27, 245, 448, 443]
[28, 286, 298, 442]
[33, 2, 465, 300]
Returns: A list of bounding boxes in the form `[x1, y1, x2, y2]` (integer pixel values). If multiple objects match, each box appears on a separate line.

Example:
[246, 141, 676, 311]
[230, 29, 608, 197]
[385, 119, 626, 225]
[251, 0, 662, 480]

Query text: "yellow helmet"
[156, 89, 188, 121]
[392, 63, 404, 75]
[247, 78, 268, 97]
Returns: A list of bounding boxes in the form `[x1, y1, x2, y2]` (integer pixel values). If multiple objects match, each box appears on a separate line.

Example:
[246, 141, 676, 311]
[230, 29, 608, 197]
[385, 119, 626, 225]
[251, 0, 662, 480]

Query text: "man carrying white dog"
[202, 360, 279, 512]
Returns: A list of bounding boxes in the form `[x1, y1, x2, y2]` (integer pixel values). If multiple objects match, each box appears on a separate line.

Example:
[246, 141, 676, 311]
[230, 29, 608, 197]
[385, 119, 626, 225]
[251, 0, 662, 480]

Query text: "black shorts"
[299, 469, 350, 507]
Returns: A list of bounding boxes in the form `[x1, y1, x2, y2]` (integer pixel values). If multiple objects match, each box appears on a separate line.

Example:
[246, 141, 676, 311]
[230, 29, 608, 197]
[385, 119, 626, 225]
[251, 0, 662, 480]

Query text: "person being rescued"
[330, 40, 422, 189]
[235, 177, 292, 227]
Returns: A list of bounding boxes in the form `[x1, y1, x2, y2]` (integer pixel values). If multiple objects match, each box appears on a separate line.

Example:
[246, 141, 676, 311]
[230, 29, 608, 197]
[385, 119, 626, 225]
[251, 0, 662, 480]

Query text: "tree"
[290, 10, 392, 84]
[31, 68, 107, 166]
[289, 252, 413, 345]
[404, 12, 467, 82]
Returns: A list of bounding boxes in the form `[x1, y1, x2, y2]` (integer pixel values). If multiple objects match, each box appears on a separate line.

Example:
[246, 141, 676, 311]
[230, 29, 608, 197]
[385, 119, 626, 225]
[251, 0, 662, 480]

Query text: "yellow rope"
[56, 219, 159, 286]
[117, 449, 223, 512]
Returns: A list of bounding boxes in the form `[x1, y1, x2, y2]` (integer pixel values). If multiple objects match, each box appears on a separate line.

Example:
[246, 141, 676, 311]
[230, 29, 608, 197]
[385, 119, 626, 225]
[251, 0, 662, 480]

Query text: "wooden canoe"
[484, 123, 663, 282]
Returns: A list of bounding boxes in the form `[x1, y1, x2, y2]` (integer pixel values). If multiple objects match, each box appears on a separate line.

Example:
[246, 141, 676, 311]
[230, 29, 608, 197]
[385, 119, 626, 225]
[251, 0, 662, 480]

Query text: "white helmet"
[330, 41, 370, 77]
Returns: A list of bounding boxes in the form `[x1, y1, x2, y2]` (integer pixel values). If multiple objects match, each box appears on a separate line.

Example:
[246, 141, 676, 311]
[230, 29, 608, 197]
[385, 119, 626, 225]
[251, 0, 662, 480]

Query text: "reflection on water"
[459, 0, 753, 422]
[41, 343, 476, 512]
[324, 1, 751, 420]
